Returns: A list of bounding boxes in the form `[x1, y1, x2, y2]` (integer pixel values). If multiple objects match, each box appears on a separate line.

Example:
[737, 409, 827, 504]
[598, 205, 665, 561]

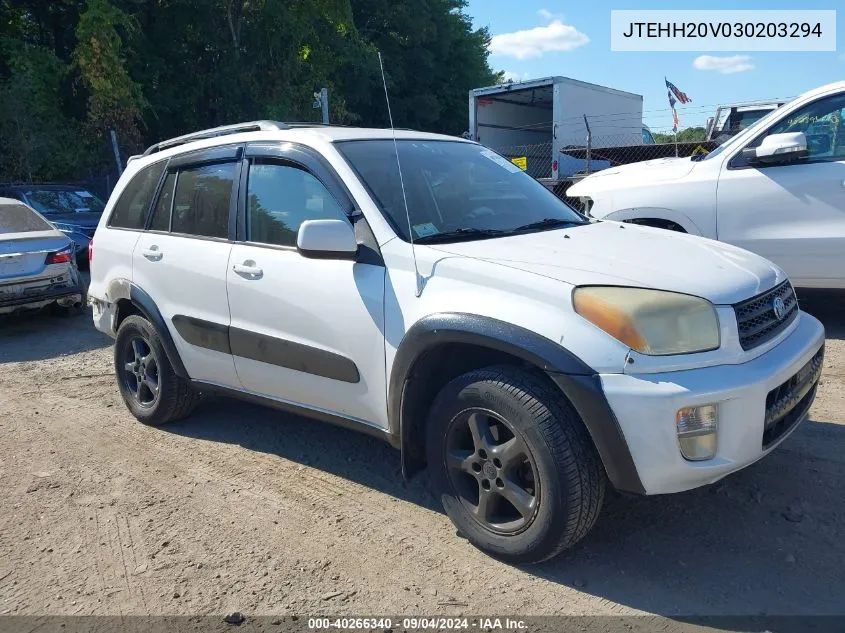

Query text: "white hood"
[568, 157, 696, 196]
[427, 221, 785, 305]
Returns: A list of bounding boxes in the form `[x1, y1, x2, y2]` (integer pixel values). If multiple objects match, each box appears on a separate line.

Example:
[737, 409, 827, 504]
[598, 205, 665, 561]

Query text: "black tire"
[114, 315, 199, 426]
[426, 366, 606, 564]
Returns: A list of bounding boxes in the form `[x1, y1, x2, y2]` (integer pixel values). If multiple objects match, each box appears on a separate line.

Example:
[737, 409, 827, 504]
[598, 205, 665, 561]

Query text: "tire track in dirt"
[1, 380, 602, 615]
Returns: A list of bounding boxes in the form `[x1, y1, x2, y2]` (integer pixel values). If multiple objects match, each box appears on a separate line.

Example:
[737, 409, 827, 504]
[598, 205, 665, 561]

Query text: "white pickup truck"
[568, 81, 845, 288]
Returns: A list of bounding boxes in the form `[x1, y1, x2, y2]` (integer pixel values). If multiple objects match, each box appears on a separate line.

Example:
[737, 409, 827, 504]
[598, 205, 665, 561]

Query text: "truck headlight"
[572, 286, 720, 355]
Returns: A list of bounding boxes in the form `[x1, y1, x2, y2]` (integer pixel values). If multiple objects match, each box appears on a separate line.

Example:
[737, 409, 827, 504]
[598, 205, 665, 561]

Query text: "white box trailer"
[469, 76, 644, 181]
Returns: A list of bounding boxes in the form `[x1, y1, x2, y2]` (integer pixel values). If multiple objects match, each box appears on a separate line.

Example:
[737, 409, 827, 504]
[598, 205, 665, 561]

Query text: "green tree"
[74, 0, 146, 152]
[0, 0, 500, 181]
[653, 126, 707, 144]
[348, 0, 499, 135]
[0, 37, 85, 180]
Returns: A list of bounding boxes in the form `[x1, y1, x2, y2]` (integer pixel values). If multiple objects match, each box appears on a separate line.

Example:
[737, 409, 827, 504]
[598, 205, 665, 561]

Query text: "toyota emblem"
[772, 296, 787, 320]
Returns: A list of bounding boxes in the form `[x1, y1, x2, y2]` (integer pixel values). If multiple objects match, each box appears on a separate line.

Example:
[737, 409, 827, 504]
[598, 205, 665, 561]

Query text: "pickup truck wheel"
[114, 315, 199, 426]
[426, 366, 606, 563]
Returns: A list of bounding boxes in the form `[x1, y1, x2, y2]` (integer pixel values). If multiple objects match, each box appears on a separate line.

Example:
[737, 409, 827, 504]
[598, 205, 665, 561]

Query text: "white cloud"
[693, 55, 754, 74]
[490, 19, 589, 60]
[501, 70, 532, 82]
[537, 9, 562, 20]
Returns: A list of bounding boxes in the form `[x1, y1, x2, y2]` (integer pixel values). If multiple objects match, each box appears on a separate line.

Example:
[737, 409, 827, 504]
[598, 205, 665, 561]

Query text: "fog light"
[676, 404, 718, 461]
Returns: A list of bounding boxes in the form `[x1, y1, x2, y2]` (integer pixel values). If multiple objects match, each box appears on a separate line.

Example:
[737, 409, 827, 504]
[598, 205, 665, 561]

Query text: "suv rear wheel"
[114, 315, 200, 426]
[426, 366, 606, 563]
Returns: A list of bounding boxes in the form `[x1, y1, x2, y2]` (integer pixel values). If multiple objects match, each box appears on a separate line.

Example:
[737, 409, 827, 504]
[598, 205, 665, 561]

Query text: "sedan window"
[0, 202, 54, 234]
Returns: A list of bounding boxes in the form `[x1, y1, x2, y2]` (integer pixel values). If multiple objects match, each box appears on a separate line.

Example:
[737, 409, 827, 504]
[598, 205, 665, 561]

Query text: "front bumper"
[600, 311, 825, 495]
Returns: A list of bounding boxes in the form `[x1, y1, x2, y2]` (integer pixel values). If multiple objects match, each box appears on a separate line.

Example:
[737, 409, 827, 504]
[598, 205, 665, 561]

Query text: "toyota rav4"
[89, 121, 825, 563]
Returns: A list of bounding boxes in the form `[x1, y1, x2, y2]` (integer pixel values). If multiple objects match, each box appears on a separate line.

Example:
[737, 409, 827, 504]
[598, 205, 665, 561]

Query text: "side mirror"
[296, 219, 358, 260]
[742, 132, 808, 165]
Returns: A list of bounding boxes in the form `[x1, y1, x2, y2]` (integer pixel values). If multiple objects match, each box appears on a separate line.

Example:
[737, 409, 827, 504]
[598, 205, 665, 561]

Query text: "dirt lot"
[0, 290, 843, 620]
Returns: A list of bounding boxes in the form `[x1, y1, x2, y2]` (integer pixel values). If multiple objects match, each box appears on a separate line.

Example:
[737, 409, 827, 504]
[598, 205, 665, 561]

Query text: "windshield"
[336, 140, 587, 242]
[725, 109, 775, 134]
[694, 141, 729, 162]
[23, 188, 106, 215]
[0, 202, 53, 234]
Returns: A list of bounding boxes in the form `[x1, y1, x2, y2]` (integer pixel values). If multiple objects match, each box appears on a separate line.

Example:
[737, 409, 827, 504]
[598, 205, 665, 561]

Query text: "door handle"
[141, 246, 163, 261]
[233, 260, 263, 279]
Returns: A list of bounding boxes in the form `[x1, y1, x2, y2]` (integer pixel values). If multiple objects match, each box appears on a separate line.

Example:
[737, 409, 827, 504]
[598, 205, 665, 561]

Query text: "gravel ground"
[0, 289, 843, 619]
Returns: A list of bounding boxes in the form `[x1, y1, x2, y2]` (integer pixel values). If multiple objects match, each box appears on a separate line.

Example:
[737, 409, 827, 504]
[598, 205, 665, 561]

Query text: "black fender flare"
[110, 282, 190, 381]
[389, 313, 644, 494]
[128, 285, 189, 380]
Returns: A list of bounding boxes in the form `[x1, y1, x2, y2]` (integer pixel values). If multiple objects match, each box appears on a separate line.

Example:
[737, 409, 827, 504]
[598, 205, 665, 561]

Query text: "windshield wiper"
[415, 228, 506, 244]
[511, 218, 584, 232]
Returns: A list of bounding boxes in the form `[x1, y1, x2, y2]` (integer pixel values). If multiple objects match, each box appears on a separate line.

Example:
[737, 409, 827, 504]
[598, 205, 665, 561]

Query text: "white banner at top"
[611, 10, 836, 52]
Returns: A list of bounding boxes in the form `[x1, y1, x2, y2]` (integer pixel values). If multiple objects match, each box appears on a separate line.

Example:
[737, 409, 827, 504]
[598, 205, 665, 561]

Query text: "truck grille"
[763, 345, 824, 448]
[733, 281, 798, 351]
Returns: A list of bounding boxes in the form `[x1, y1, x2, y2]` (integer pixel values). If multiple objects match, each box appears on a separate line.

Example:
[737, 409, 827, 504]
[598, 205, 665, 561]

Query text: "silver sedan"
[0, 197, 85, 315]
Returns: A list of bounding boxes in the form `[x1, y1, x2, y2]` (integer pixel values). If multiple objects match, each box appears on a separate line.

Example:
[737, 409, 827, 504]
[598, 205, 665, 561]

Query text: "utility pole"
[110, 130, 123, 176]
[314, 88, 329, 124]
[583, 114, 592, 175]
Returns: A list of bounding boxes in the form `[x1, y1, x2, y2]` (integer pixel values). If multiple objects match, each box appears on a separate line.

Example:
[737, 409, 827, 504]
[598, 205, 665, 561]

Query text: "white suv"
[89, 121, 825, 563]
[568, 81, 845, 289]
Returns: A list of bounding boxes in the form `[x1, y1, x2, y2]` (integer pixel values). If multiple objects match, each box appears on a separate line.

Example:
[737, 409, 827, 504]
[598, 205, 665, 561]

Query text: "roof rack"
[142, 120, 291, 156]
[141, 121, 422, 157]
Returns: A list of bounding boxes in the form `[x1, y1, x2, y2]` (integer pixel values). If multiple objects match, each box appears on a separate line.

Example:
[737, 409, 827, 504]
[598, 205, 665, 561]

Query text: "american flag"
[665, 78, 691, 132]
[665, 79, 692, 106]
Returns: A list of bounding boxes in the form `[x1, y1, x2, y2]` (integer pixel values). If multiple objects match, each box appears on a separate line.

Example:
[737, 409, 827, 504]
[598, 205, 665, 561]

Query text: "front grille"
[733, 281, 798, 351]
[763, 345, 824, 448]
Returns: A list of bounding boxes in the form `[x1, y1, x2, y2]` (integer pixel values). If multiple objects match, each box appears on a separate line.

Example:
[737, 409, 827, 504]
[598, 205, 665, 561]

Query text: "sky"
[464, 0, 844, 132]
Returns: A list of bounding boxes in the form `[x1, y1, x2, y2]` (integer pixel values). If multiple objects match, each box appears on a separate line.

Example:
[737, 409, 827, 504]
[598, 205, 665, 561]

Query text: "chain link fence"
[489, 132, 719, 181]
[486, 132, 719, 211]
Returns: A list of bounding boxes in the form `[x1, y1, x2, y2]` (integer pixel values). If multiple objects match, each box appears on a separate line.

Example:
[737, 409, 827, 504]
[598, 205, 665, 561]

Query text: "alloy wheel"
[444, 408, 540, 534]
[121, 336, 160, 407]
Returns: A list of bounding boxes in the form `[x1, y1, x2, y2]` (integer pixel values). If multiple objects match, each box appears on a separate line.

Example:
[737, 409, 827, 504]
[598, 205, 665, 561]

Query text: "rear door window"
[109, 162, 166, 229]
[149, 172, 176, 232]
[0, 203, 54, 234]
[171, 163, 235, 239]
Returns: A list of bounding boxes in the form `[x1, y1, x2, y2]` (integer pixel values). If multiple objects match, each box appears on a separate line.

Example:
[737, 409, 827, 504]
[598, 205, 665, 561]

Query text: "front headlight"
[573, 286, 720, 355]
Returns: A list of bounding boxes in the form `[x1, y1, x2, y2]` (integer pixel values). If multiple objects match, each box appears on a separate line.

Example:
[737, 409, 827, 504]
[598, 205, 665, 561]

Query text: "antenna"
[378, 51, 423, 297]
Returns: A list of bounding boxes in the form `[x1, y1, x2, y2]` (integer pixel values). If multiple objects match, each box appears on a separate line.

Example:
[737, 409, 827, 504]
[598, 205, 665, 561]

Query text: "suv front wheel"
[426, 366, 606, 563]
[114, 315, 200, 426]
